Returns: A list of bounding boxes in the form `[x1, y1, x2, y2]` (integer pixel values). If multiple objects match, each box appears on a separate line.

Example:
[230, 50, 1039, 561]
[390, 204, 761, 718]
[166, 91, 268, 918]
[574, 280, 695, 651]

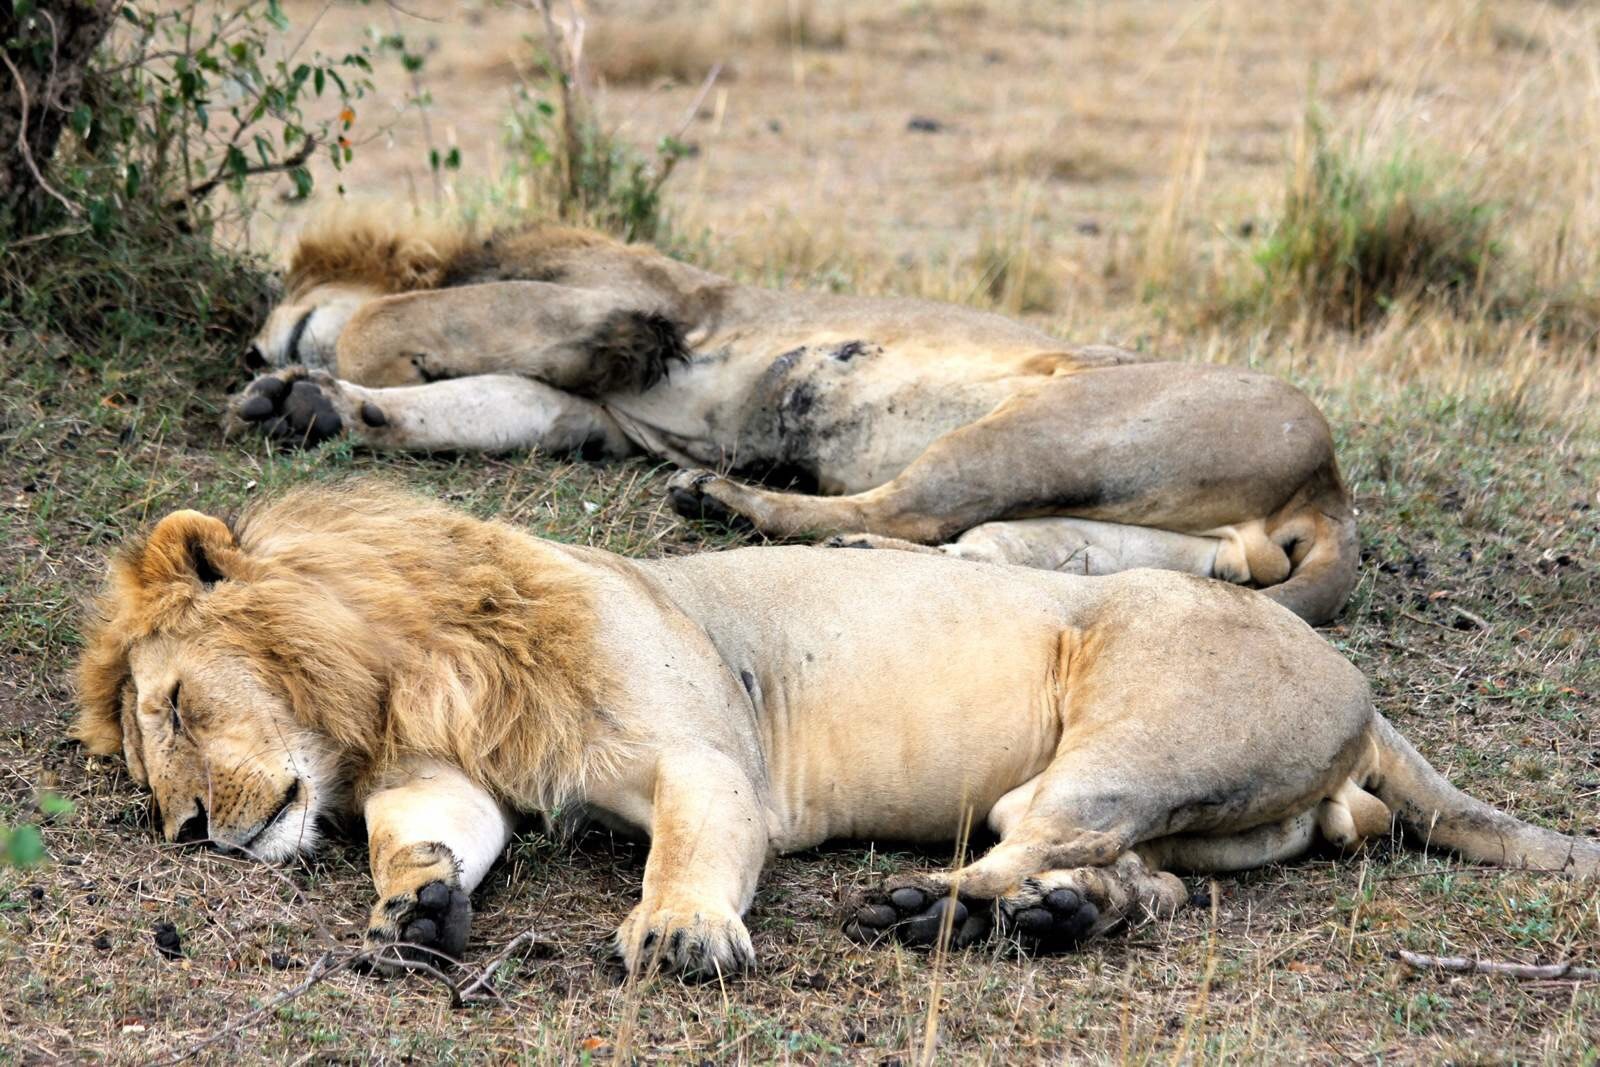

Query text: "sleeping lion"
[229, 211, 1358, 624]
[74, 486, 1596, 979]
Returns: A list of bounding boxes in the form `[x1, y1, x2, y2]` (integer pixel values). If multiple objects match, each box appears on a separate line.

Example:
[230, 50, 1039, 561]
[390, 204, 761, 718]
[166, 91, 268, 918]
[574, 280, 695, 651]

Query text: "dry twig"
[1395, 949, 1598, 981]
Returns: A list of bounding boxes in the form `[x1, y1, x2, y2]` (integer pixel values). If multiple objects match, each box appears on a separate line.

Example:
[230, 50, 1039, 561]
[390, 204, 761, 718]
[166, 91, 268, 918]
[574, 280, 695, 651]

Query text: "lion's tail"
[1367, 713, 1599, 877]
[1259, 469, 1360, 626]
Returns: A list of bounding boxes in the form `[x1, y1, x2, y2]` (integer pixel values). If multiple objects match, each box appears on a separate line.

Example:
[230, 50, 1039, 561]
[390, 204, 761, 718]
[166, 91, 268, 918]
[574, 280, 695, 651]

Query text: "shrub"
[500, 84, 689, 243]
[1, 1, 374, 354]
[1251, 118, 1501, 328]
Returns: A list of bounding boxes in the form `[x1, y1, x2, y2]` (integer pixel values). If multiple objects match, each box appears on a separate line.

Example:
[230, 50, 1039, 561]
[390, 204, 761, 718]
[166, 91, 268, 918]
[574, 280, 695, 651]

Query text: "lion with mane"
[231, 208, 1359, 625]
[76, 484, 1596, 978]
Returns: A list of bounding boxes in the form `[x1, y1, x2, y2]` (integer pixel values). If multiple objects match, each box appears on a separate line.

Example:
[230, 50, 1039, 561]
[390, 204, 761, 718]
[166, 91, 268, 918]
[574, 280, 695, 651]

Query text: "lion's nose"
[243, 343, 267, 370]
[174, 801, 209, 845]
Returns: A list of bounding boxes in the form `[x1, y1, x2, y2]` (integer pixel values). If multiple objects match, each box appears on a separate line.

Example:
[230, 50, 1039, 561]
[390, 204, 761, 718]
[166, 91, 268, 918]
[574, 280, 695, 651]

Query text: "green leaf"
[445, 146, 461, 170]
[266, 0, 288, 31]
[38, 793, 75, 818]
[123, 163, 141, 201]
[70, 104, 92, 138]
[290, 167, 313, 200]
[4, 824, 45, 868]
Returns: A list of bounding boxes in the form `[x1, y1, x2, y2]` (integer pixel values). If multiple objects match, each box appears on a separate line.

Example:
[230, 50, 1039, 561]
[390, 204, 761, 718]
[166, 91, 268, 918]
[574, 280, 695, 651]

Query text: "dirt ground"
[2, 0, 1599, 1063]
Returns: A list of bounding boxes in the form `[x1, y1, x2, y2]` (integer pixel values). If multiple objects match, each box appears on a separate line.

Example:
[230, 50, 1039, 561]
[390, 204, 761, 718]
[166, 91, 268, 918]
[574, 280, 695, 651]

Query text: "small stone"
[92, 933, 112, 952]
[907, 116, 945, 133]
[153, 922, 183, 960]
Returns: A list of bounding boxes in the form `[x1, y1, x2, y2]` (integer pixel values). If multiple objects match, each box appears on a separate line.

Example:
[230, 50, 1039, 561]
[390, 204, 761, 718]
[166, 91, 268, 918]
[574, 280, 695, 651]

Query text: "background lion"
[74, 485, 1595, 979]
[230, 210, 1359, 624]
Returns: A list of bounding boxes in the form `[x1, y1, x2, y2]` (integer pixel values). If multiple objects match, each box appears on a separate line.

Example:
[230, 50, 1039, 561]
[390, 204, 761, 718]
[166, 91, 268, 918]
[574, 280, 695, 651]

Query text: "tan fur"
[75, 485, 622, 813]
[77, 487, 1595, 978]
[284, 208, 474, 299]
[241, 207, 1361, 624]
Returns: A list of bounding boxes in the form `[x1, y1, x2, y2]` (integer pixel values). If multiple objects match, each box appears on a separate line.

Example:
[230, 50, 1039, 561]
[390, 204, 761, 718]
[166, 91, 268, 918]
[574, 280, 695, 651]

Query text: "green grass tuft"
[1250, 119, 1500, 328]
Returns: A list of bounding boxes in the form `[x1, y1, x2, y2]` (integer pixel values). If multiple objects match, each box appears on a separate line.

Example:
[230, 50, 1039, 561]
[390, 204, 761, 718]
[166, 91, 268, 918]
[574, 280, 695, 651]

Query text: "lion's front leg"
[229, 367, 633, 455]
[611, 750, 769, 981]
[362, 759, 513, 971]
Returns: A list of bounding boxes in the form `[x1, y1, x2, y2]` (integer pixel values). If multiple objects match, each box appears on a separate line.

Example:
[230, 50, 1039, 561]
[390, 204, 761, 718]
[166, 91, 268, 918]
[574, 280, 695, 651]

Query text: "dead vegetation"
[3, 0, 1600, 1061]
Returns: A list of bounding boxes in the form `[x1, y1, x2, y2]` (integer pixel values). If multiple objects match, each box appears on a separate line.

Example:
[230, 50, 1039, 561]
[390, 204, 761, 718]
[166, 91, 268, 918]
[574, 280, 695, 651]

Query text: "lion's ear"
[137, 510, 238, 590]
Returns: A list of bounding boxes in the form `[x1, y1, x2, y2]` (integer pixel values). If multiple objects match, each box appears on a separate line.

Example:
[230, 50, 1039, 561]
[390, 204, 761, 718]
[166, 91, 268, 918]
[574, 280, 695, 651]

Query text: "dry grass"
[5, 0, 1600, 1061]
[577, 0, 848, 88]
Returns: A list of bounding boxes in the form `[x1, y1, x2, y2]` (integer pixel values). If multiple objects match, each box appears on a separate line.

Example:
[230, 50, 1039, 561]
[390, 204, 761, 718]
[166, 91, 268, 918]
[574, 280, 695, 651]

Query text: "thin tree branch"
[174, 135, 317, 208]
[0, 50, 80, 217]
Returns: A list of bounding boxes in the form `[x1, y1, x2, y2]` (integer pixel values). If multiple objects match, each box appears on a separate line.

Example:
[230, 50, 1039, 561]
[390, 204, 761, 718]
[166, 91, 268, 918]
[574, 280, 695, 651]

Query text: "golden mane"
[74, 483, 624, 810]
[283, 205, 626, 298]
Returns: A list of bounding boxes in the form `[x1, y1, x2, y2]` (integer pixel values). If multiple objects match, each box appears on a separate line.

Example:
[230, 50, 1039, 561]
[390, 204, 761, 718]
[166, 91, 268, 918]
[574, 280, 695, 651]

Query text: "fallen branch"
[1395, 949, 1598, 981]
[454, 925, 546, 1006]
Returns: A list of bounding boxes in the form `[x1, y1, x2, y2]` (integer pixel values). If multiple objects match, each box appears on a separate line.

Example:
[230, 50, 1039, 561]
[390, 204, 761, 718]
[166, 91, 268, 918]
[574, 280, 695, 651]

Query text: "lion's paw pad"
[1002, 887, 1099, 951]
[235, 373, 344, 446]
[845, 885, 993, 949]
[366, 879, 471, 973]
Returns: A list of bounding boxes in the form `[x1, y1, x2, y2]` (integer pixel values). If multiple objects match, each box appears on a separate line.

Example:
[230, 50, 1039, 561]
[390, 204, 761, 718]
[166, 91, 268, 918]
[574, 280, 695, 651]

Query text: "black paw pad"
[846, 886, 987, 950]
[237, 374, 342, 447]
[370, 879, 471, 971]
[667, 480, 749, 531]
[1004, 887, 1099, 952]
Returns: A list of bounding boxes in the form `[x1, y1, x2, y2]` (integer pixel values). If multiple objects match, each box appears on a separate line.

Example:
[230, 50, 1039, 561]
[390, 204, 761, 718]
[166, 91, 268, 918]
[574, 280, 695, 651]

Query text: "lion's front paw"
[229, 368, 351, 446]
[365, 878, 472, 974]
[613, 902, 755, 981]
[844, 875, 994, 950]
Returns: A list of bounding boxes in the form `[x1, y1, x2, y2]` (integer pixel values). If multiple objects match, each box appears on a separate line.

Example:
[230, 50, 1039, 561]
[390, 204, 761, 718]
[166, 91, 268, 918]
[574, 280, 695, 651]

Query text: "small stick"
[1395, 949, 1598, 981]
[454, 925, 546, 1005]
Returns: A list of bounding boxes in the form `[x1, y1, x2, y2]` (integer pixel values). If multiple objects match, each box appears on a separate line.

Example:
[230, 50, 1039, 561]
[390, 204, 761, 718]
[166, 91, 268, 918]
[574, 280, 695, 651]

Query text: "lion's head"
[247, 208, 471, 372]
[73, 510, 345, 860]
[75, 486, 612, 861]
[246, 207, 629, 372]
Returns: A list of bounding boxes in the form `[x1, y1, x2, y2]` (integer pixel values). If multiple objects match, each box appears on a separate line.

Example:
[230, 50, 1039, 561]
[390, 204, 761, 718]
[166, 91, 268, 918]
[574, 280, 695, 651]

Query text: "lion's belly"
[607, 341, 1037, 494]
[643, 547, 1075, 850]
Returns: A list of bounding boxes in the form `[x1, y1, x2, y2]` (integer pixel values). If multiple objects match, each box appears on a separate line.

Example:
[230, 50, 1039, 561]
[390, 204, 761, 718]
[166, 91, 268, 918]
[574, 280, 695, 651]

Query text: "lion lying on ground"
[74, 486, 1596, 979]
[230, 211, 1358, 624]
